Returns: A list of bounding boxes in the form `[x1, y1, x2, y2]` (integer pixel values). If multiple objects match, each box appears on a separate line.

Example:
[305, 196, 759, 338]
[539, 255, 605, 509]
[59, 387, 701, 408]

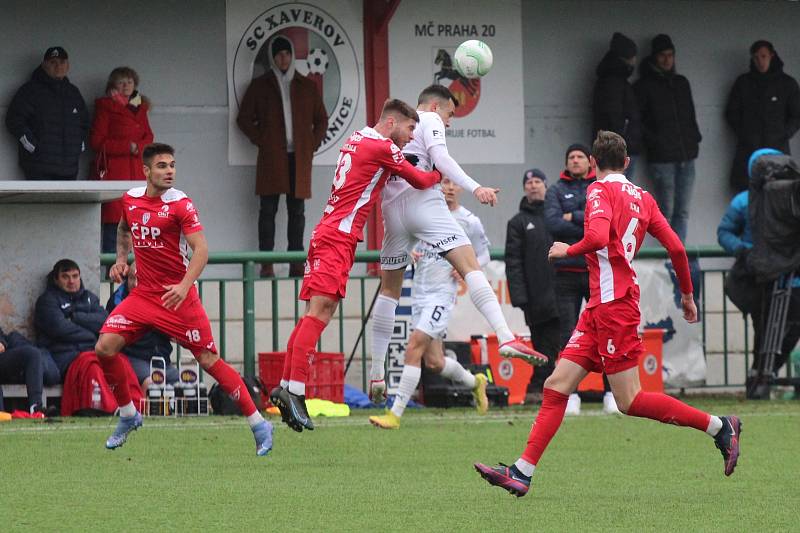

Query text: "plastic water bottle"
[91, 380, 102, 410]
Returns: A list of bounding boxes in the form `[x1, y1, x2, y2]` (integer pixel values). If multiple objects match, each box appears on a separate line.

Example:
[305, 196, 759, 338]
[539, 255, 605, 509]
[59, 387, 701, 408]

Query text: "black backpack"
[209, 375, 266, 415]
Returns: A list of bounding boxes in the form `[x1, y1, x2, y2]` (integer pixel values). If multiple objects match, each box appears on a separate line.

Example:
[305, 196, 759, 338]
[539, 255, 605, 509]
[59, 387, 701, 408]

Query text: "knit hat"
[522, 168, 547, 186]
[651, 34, 674, 55]
[271, 36, 292, 58]
[565, 143, 591, 163]
[610, 32, 637, 60]
[43, 46, 68, 61]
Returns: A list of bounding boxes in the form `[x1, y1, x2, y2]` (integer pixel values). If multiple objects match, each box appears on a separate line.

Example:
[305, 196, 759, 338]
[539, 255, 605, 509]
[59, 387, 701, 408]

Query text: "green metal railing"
[103, 245, 775, 390]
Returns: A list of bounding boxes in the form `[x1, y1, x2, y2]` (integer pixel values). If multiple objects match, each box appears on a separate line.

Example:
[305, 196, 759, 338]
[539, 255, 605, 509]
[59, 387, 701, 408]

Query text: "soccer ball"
[453, 40, 493, 79]
[306, 48, 329, 75]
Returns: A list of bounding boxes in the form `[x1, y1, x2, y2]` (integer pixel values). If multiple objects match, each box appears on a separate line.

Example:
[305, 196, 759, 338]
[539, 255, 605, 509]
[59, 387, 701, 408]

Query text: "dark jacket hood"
[518, 197, 545, 214]
[558, 167, 597, 182]
[596, 51, 634, 79]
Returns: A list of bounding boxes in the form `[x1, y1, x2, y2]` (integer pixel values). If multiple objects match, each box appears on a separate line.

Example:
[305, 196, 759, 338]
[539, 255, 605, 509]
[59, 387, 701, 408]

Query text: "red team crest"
[433, 48, 481, 117]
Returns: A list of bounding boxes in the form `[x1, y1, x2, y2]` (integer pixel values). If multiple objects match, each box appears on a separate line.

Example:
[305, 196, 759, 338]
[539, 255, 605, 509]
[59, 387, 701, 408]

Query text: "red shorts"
[299, 224, 359, 301]
[559, 296, 643, 375]
[100, 286, 216, 356]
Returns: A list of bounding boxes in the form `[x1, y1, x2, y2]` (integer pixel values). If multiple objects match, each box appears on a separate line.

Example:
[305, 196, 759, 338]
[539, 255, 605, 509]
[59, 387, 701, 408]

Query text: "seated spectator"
[717, 148, 800, 399]
[0, 325, 60, 415]
[90, 66, 154, 253]
[106, 265, 178, 388]
[505, 169, 559, 403]
[35, 259, 108, 377]
[4, 46, 89, 180]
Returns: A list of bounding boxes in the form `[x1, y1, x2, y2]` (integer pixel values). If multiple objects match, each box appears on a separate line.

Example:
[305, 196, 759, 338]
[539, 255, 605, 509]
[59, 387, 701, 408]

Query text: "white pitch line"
[0, 409, 797, 436]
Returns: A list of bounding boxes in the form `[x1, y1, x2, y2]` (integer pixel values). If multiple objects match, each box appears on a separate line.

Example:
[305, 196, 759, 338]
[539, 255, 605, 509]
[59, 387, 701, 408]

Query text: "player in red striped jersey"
[270, 99, 442, 431]
[475, 131, 741, 497]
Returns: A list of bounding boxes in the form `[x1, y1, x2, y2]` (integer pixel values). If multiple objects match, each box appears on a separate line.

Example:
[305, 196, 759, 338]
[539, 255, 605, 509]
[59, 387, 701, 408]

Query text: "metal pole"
[243, 261, 256, 379]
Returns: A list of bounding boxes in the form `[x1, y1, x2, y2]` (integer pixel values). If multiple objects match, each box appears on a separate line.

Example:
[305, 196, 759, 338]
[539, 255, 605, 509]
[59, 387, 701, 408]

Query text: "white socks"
[119, 401, 137, 418]
[514, 458, 535, 477]
[288, 380, 305, 396]
[370, 295, 399, 380]
[280, 379, 288, 389]
[464, 270, 514, 344]
[706, 415, 723, 436]
[441, 357, 476, 388]
[390, 365, 421, 418]
[247, 411, 266, 428]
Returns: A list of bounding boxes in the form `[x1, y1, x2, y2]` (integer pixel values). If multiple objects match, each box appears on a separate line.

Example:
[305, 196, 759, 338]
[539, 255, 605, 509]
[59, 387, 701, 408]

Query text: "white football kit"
[411, 205, 490, 339]
[380, 111, 481, 270]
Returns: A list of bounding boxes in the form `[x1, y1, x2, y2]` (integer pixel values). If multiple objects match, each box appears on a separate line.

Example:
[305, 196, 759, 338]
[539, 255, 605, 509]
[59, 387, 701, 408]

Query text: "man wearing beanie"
[237, 34, 329, 277]
[634, 34, 701, 242]
[505, 169, 559, 402]
[544, 144, 618, 414]
[6, 46, 89, 180]
[592, 32, 642, 179]
[725, 39, 800, 191]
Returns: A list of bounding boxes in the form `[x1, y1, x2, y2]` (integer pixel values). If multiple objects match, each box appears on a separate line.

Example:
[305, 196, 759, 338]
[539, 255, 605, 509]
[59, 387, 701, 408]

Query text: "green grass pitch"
[0, 397, 797, 531]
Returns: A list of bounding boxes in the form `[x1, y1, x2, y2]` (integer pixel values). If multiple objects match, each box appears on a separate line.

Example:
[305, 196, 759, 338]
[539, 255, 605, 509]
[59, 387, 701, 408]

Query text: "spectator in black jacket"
[726, 40, 800, 191]
[505, 169, 559, 400]
[0, 325, 60, 414]
[544, 144, 618, 415]
[35, 259, 107, 377]
[5, 46, 89, 180]
[593, 32, 642, 180]
[634, 34, 702, 242]
[106, 267, 178, 388]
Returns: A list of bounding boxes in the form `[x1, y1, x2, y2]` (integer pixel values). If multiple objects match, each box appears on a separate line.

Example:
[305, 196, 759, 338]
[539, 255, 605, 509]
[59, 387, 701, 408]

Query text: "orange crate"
[258, 351, 344, 403]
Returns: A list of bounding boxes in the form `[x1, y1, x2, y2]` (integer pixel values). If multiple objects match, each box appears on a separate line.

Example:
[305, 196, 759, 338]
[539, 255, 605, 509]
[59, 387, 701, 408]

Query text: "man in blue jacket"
[35, 259, 108, 377]
[717, 148, 800, 398]
[5, 46, 89, 180]
[0, 326, 60, 414]
[544, 143, 618, 414]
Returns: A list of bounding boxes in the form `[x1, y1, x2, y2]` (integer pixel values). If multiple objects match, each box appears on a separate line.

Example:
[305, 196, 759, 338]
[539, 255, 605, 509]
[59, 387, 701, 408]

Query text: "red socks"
[282, 317, 305, 383]
[627, 391, 710, 431]
[289, 316, 327, 387]
[206, 359, 257, 417]
[97, 354, 132, 407]
[521, 388, 569, 465]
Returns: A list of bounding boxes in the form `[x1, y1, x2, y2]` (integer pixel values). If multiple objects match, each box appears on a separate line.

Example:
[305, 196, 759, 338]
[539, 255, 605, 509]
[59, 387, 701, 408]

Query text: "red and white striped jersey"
[577, 174, 690, 307]
[317, 126, 439, 241]
[122, 187, 203, 295]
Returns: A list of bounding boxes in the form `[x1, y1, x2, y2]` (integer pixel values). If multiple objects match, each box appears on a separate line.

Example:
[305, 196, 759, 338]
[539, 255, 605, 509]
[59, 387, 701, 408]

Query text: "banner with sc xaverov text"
[226, 0, 366, 166]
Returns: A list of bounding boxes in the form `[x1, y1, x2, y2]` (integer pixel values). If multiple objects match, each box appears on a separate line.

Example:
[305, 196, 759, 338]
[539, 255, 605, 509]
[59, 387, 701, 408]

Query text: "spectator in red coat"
[90, 67, 154, 253]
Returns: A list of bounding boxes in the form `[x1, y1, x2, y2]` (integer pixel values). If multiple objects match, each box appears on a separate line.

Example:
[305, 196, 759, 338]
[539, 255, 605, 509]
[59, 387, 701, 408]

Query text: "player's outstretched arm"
[563, 216, 611, 257]
[648, 207, 696, 321]
[428, 144, 499, 205]
[110, 217, 132, 283]
[394, 159, 442, 189]
[161, 230, 208, 311]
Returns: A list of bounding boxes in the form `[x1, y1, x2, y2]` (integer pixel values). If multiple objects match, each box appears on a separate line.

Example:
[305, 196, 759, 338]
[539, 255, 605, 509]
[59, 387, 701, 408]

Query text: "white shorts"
[380, 188, 471, 270]
[411, 300, 453, 339]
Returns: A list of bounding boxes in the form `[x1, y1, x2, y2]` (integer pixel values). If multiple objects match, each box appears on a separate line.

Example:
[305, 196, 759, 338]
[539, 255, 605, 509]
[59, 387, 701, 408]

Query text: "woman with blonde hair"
[90, 67, 154, 253]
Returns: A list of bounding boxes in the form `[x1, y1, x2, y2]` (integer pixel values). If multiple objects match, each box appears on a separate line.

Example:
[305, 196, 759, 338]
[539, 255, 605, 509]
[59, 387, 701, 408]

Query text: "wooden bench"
[0, 384, 63, 408]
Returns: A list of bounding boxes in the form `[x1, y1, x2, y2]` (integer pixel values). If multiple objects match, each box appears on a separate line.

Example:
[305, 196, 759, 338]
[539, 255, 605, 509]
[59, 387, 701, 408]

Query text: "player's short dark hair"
[592, 130, 627, 171]
[142, 143, 175, 166]
[380, 99, 419, 122]
[418, 84, 459, 107]
[49, 258, 80, 282]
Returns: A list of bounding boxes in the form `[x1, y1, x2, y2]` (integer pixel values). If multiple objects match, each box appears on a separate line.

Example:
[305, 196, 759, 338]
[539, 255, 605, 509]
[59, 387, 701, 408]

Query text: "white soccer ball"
[307, 48, 329, 75]
[453, 40, 493, 79]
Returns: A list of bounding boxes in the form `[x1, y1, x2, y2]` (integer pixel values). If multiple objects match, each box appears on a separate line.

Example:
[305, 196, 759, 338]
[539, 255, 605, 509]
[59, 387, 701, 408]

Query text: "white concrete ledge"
[0, 180, 141, 203]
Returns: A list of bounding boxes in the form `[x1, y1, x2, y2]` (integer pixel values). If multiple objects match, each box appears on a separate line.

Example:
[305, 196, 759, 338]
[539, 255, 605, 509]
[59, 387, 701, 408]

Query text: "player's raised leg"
[95, 332, 143, 450]
[474, 358, 586, 497]
[444, 245, 548, 365]
[424, 338, 488, 415]
[367, 268, 405, 403]
[607, 366, 741, 476]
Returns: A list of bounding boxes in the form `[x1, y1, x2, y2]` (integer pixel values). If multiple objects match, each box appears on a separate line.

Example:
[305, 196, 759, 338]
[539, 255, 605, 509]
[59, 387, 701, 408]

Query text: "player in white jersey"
[370, 178, 491, 428]
[368, 85, 547, 403]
